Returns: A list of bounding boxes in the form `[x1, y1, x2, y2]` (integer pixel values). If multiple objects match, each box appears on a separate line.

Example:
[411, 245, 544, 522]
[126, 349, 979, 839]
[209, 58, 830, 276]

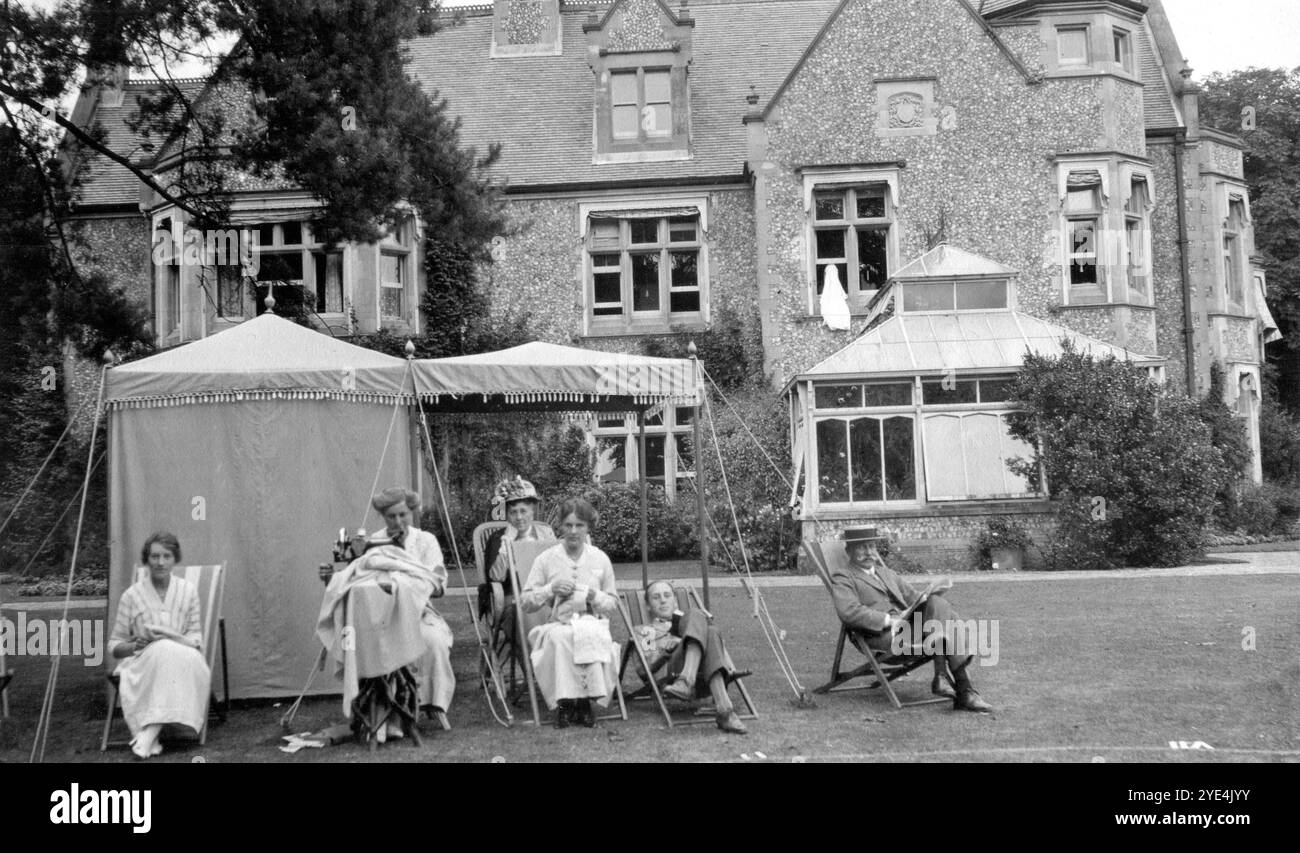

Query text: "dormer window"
[587, 0, 694, 164]
[611, 69, 672, 140]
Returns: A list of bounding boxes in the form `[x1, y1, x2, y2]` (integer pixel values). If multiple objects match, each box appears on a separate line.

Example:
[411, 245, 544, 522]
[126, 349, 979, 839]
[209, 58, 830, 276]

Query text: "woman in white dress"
[519, 498, 620, 728]
[109, 532, 211, 759]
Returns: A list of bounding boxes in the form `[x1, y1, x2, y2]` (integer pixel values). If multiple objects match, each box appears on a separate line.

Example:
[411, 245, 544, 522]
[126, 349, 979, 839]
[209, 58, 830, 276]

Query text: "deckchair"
[506, 540, 628, 726]
[801, 541, 953, 709]
[100, 564, 229, 750]
[617, 584, 758, 727]
[0, 583, 11, 718]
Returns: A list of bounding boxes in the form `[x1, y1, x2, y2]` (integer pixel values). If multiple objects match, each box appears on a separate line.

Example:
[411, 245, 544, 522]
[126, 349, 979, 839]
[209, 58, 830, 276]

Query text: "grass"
[2, 573, 1297, 763]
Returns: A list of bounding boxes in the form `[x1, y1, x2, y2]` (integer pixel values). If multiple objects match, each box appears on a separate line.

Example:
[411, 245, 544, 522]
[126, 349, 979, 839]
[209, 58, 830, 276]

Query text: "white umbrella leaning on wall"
[819, 264, 851, 331]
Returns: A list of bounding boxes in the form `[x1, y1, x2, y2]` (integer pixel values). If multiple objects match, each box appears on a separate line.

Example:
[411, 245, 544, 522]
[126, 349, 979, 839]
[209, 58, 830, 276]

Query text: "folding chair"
[801, 541, 953, 709]
[617, 584, 758, 728]
[506, 540, 627, 727]
[101, 564, 229, 750]
[0, 583, 11, 718]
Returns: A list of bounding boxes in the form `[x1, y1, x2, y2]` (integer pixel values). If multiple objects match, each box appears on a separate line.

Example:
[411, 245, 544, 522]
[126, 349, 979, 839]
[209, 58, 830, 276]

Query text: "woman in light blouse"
[109, 532, 211, 759]
[519, 498, 620, 728]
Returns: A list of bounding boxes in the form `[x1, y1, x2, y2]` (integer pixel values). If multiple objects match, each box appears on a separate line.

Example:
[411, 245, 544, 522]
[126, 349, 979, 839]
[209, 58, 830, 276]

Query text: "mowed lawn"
[2, 572, 1297, 763]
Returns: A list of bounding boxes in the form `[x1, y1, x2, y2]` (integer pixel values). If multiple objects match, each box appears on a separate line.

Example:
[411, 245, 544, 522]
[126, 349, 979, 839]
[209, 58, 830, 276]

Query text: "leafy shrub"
[696, 389, 799, 572]
[974, 518, 1032, 562]
[1198, 364, 1252, 510]
[706, 503, 797, 573]
[639, 303, 764, 392]
[420, 420, 595, 561]
[1259, 389, 1300, 486]
[551, 482, 696, 562]
[1006, 341, 1230, 568]
[1218, 483, 1281, 535]
[1217, 482, 1300, 535]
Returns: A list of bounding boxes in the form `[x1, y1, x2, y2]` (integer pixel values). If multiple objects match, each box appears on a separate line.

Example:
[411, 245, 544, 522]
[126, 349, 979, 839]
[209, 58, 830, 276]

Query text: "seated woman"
[109, 532, 211, 759]
[366, 487, 455, 732]
[482, 476, 555, 591]
[519, 498, 620, 728]
[634, 580, 749, 734]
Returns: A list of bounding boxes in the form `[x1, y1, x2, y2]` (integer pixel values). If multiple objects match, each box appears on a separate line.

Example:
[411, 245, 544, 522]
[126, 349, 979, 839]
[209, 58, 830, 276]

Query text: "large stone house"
[65, 0, 1279, 568]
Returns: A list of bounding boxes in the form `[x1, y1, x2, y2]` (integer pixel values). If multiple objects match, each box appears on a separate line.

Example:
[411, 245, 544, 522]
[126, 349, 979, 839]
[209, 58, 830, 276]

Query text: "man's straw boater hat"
[841, 526, 886, 544]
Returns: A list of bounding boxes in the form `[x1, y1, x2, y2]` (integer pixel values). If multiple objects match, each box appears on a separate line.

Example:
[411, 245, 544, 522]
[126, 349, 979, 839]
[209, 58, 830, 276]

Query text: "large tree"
[0, 0, 505, 336]
[0, 1, 508, 575]
[1199, 67, 1300, 408]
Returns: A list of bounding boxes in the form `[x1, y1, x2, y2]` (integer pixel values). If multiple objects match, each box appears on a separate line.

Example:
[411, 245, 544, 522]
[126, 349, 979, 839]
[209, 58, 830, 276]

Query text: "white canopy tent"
[105, 316, 704, 699]
[106, 316, 417, 699]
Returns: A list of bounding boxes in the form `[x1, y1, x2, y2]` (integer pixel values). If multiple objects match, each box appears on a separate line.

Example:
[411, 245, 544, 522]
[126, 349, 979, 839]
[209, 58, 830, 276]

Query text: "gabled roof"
[407, 0, 840, 188]
[891, 244, 1018, 280]
[762, 0, 1036, 119]
[792, 310, 1162, 382]
[70, 79, 206, 209]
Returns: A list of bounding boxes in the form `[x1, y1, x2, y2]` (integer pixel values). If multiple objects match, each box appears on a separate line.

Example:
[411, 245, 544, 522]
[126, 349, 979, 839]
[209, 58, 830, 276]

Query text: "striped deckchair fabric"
[100, 563, 228, 750]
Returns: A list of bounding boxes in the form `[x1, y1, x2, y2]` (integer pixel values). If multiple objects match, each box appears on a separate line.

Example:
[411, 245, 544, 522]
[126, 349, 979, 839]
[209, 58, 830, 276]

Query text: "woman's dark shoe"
[931, 676, 956, 698]
[577, 698, 596, 727]
[555, 699, 572, 729]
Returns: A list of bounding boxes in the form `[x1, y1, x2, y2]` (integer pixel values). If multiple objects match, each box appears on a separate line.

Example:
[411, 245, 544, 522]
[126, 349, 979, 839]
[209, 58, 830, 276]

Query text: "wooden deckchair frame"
[101, 563, 229, 750]
[472, 521, 522, 706]
[802, 541, 953, 710]
[617, 584, 758, 727]
[506, 541, 630, 727]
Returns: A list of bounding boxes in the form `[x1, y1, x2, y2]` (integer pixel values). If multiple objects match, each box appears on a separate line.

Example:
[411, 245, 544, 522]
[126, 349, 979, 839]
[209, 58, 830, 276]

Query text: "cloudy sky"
[1160, 0, 1299, 77]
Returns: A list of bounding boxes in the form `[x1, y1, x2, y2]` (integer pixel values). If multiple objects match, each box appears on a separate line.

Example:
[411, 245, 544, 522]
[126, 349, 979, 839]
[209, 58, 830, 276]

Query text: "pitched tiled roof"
[71, 79, 206, 209]
[1138, 18, 1180, 130]
[406, 0, 841, 188]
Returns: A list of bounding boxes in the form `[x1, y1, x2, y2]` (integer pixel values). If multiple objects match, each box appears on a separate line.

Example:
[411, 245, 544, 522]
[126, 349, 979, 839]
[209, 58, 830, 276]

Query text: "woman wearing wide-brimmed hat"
[482, 476, 555, 589]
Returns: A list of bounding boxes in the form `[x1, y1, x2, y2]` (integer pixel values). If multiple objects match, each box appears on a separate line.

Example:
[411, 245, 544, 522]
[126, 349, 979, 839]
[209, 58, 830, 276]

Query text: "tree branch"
[0, 78, 204, 218]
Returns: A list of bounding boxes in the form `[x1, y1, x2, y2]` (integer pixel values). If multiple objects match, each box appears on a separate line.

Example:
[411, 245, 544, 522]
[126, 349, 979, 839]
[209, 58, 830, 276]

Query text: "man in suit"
[830, 527, 993, 713]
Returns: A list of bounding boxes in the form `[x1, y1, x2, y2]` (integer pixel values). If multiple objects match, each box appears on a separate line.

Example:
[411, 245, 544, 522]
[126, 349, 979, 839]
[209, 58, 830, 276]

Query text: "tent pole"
[689, 345, 709, 609]
[638, 408, 648, 590]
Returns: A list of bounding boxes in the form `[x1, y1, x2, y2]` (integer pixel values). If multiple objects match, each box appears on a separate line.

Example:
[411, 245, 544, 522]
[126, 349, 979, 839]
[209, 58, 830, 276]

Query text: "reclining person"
[830, 526, 993, 713]
[633, 580, 749, 734]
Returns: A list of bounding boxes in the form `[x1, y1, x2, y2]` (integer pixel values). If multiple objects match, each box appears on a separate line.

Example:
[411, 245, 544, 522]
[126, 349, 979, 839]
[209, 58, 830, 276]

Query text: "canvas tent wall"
[105, 315, 416, 699]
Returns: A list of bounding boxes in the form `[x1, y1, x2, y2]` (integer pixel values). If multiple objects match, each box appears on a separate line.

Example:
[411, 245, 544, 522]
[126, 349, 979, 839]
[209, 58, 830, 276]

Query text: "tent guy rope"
[30, 353, 111, 763]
